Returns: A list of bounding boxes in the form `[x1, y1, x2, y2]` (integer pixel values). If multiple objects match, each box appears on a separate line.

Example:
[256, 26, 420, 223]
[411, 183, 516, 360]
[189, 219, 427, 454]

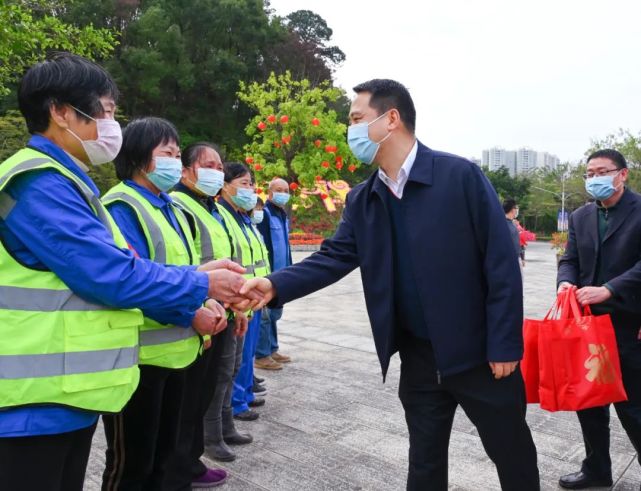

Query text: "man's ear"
[388, 108, 403, 131]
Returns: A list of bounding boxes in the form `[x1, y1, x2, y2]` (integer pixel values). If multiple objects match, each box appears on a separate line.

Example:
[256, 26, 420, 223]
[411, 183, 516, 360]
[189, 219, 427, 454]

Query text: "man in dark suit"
[240, 79, 539, 490]
[557, 149, 641, 489]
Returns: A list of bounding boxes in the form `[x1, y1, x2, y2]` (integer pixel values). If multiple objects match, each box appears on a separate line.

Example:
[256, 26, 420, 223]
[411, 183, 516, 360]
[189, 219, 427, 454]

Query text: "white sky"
[268, 0, 641, 163]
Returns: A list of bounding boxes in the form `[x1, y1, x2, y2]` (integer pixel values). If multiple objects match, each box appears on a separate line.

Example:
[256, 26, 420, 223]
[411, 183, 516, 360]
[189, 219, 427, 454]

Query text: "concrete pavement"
[84, 241, 641, 490]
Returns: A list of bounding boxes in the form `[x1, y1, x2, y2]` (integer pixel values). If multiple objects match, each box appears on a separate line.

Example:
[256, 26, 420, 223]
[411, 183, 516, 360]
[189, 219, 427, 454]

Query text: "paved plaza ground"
[85, 241, 641, 490]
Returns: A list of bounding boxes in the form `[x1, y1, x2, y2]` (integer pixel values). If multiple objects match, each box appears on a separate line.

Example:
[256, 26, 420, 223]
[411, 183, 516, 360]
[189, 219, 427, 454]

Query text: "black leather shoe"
[253, 375, 265, 384]
[233, 410, 259, 421]
[224, 430, 253, 445]
[205, 441, 236, 462]
[249, 397, 265, 408]
[559, 471, 612, 489]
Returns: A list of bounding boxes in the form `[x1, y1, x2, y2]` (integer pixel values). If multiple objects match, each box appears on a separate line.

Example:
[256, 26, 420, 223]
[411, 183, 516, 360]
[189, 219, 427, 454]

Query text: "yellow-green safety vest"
[216, 204, 270, 279]
[0, 148, 143, 413]
[102, 182, 201, 369]
[170, 191, 234, 263]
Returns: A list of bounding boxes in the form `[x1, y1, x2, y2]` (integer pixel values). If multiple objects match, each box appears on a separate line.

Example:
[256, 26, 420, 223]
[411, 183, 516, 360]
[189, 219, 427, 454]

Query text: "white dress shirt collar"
[377, 140, 418, 199]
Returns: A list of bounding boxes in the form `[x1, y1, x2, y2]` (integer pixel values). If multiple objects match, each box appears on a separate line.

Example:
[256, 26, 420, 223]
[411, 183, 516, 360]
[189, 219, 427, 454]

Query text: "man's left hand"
[576, 286, 612, 306]
[489, 361, 518, 379]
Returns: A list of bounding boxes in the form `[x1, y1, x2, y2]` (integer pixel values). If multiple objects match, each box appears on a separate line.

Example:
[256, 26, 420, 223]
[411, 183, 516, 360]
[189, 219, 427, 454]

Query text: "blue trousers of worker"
[231, 310, 262, 415]
[256, 307, 283, 359]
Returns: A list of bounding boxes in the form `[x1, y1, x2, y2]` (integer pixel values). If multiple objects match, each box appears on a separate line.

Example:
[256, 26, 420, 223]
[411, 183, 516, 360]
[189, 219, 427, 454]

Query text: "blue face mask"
[147, 156, 182, 192]
[585, 173, 619, 201]
[195, 168, 224, 196]
[272, 192, 290, 207]
[231, 186, 258, 211]
[347, 111, 392, 165]
[251, 210, 264, 224]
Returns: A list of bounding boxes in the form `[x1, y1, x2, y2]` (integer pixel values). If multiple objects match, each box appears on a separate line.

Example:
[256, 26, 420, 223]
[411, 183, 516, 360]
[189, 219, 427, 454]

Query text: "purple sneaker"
[192, 468, 228, 488]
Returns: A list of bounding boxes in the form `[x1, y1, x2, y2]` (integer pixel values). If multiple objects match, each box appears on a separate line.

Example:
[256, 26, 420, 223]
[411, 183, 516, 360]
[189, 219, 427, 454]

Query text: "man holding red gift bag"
[557, 149, 641, 489]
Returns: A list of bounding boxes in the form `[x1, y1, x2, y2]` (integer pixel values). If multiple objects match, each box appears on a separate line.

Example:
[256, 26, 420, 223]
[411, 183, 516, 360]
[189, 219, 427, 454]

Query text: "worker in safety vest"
[168, 141, 252, 475]
[0, 54, 256, 491]
[101, 118, 236, 490]
[217, 163, 270, 422]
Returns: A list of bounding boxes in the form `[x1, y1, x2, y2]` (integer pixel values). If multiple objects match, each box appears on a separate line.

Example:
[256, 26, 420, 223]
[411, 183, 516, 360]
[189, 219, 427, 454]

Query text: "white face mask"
[66, 105, 123, 165]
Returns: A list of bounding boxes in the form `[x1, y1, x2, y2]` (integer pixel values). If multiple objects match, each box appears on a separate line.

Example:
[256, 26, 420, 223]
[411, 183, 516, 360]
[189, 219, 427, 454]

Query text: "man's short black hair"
[502, 198, 517, 215]
[18, 52, 119, 134]
[587, 149, 628, 169]
[352, 79, 416, 133]
[181, 141, 224, 168]
[223, 162, 252, 183]
[114, 117, 179, 181]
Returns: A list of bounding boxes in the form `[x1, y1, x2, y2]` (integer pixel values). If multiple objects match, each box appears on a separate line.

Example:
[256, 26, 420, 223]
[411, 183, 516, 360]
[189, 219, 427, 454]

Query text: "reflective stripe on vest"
[139, 326, 198, 346]
[104, 191, 168, 263]
[171, 194, 215, 263]
[0, 285, 109, 311]
[0, 347, 138, 379]
[0, 157, 116, 235]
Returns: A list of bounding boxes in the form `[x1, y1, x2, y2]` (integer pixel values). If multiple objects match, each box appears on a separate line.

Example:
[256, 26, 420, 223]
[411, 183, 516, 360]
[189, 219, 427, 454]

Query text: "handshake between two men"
[188, 259, 276, 339]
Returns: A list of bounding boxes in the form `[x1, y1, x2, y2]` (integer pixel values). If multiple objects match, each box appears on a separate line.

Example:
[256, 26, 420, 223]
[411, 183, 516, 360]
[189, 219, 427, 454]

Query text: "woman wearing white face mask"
[101, 118, 230, 490]
[216, 164, 271, 424]
[168, 143, 253, 476]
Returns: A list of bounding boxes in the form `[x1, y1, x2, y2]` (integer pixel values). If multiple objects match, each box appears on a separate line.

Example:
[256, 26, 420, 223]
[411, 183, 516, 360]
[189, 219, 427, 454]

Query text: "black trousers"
[0, 421, 97, 491]
[102, 365, 186, 491]
[164, 327, 234, 489]
[577, 321, 641, 480]
[398, 334, 539, 491]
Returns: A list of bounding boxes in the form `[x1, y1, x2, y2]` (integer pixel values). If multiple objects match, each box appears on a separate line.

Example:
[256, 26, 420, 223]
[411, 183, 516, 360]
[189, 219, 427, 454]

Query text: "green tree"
[0, 0, 117, 95]
[482, 167, 531, 205]
[0, 110, 28, 161]
[238, 71, 358, 198]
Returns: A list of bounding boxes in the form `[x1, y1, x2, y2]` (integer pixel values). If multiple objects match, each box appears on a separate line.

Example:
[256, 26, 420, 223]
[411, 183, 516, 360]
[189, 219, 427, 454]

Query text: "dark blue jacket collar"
[370, 140, 433, 199]
[27, 135, 100, 196]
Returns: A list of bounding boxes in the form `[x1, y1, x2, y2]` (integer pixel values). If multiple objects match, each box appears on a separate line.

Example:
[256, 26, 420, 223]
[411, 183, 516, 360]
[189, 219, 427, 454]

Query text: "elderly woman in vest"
[101, 118, 231, 490]
[168, 143, 252, 473]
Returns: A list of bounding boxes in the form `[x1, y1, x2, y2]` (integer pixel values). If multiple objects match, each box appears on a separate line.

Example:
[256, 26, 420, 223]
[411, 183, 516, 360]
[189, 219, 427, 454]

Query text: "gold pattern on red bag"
[584, 344, 617, 384]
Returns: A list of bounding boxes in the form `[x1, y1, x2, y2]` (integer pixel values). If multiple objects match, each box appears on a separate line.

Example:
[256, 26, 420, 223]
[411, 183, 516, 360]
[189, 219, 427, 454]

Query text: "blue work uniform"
[0, 135, 208, 437]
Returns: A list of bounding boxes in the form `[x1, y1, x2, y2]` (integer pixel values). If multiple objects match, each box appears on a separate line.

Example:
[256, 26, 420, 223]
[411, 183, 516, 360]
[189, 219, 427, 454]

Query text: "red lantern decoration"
[289, 182, 299, 191]
[314, 139, 321, 148]
[267, 114, 276, 123]
[254, 164, 263, 171]
[348, 164, 357, 173]
[320, 193, 329, 200]
[321, 161, 330, 168]
[245, 156, 254, 164]
[282, 135, 292, 145]
[311, 117, 320, 126]
[280, 115, 289, 124]
[257, 121, 266, 131]
[315, 175, 322, 181]
[273, 141, 281, 148]
[336, 162, 344, 170]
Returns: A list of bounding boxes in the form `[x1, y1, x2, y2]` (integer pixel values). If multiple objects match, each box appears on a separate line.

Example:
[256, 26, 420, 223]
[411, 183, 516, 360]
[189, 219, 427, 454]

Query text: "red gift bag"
[521, 291, 570, 404]
[523, 288, 627, 412]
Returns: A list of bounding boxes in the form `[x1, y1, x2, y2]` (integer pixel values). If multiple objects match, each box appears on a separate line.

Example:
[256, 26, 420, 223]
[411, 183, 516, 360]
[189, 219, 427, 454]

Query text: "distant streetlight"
[531, 172, 578, 232]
